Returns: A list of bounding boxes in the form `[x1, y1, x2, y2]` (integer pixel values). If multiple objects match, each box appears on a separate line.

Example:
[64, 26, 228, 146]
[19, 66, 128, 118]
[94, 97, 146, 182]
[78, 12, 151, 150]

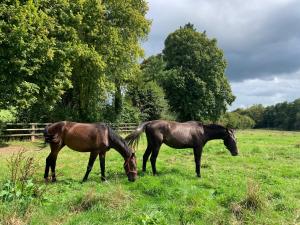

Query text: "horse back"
[47, 122, 109, 152]
[146, 120, 204, 148]
[64, 122, 109, 152]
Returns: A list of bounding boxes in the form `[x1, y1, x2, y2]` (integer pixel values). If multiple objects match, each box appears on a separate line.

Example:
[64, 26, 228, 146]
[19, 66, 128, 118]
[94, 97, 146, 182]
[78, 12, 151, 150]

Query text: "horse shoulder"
[96, 124, 110, 148]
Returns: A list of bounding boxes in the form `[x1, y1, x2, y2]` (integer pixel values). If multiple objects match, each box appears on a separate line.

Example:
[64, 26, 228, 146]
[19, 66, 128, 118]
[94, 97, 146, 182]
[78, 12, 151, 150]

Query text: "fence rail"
[0, 122, 138, 141]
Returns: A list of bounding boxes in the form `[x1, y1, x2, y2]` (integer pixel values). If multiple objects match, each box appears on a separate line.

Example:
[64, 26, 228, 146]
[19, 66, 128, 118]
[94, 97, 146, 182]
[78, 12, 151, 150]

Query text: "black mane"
[204, 124, 226, 130]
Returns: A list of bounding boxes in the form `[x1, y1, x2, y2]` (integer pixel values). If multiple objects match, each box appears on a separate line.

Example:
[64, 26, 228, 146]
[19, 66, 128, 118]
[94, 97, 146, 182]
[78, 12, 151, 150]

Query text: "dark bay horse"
[125, 120, 238, 177]
[43, 121, 137, 182]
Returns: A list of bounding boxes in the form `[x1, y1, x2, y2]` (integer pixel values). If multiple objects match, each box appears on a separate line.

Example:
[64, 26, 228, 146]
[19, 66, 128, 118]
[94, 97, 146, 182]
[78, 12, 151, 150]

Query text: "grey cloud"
[142, 0, 300, 109]
[143, 0, 300, 81]
[229, 70, 300, 110]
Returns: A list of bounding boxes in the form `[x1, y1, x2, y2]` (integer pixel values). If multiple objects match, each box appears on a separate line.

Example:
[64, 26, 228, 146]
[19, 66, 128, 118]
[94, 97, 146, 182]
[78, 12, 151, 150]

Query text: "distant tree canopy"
[0, 0, 150, 122]
[162, 24, 235, 121]
[231, 99, 300, 130]
[219, 112, 255, 129]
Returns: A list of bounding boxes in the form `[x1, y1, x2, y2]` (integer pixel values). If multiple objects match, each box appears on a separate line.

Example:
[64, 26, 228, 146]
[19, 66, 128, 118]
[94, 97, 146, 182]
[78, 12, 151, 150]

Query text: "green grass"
[1, 129, 300, 224]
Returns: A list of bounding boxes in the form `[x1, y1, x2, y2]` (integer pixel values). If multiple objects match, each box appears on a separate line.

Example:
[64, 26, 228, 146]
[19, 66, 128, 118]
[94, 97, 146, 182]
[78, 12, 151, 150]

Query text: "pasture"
[0, 129, 300, 225]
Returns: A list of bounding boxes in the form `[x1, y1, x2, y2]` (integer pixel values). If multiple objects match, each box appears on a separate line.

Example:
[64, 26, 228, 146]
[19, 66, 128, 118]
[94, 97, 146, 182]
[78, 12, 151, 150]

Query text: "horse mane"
[106, 125, 132, 157]
[204, 124, 226, 130]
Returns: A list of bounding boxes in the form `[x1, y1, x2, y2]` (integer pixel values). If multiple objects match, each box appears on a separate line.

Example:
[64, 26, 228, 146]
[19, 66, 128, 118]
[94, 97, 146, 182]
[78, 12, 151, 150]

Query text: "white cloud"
[229, 70, 300, 110]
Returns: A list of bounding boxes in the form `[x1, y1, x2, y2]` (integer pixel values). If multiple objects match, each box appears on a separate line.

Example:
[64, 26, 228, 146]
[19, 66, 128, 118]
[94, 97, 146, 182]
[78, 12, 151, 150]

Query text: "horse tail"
[43, 122, 65, 146]
[43, 125, 54, 143]
[125, 121, 151, 150]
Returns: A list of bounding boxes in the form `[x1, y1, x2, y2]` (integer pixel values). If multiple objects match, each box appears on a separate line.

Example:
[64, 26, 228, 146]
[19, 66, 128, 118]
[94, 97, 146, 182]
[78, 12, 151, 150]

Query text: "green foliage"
[0, 0, 72, 113]
[0, 108, 16, 134]
[235, 98, 300, 130]
[219, 112, 255, 129]
[0, 149, 46, 217]
[139, 210, 168, 225]
[162, 24, 235, 121]
[140, 54, 167, 84]
[0, 109, 16, 123]
[234, 104, 265, 128]
[127, 80, 171, 121]
[0, 179, 43, 207]
[0, 0, 150, 122]
[116, 101, 141, 123]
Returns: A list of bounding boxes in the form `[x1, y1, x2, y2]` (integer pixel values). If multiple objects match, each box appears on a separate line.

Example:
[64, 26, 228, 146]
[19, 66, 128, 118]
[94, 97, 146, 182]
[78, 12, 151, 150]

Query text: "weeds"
[139, 210, 167, 225]
[230, 180, 266, 222]
[70, 190, 101, 212]
[0, 148, 46, 221]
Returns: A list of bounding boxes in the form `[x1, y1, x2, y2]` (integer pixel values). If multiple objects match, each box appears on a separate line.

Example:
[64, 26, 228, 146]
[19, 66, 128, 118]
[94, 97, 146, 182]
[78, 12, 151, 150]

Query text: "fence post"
[31, 124, 36, 141]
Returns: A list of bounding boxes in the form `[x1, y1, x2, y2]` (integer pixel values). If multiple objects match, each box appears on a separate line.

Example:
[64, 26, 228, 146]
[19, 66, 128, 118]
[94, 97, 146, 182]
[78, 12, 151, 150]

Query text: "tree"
[127, 80, 170, 121]
[0, 0, 72, 118]
[219, 112, 255, 129]
[162, 24, 235, 121]
[140, 54, 167, 83]
[0, 0, 150, 122]
[234, 104, 265, 128]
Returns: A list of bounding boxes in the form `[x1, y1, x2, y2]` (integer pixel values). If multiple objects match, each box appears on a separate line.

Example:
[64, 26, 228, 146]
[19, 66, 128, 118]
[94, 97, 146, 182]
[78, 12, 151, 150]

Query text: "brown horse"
[125, 120, 238, 177]
[43, 121, 137, 182]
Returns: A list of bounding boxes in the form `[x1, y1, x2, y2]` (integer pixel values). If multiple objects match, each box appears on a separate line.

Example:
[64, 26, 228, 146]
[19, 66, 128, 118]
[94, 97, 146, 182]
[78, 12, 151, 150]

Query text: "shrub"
[219, 112, 255, 129]
[0, 149, 46, 215]
[0, 109, 16, 134]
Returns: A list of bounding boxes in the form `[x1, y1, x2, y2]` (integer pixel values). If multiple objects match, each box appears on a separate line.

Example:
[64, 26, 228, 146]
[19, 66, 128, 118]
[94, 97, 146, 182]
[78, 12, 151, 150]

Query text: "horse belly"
[164, 135, 194, 149]
[64, 133, 103, 152]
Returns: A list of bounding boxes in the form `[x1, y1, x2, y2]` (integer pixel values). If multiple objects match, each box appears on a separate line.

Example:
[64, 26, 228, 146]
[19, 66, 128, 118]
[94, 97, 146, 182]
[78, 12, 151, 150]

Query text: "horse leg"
[193, 147, 203, 178]
[99, 152, 106, 181]
[44, 153, 53, 181]
[142, 144, 152, 172]
[44, 143, 63, 182]
[82, 152, 98, 182]
[150, 144, 162, 175]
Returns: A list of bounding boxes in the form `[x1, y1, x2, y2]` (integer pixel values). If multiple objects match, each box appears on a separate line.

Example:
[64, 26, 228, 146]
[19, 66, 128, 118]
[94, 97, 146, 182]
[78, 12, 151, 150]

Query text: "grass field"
[0, 129, 300, 225]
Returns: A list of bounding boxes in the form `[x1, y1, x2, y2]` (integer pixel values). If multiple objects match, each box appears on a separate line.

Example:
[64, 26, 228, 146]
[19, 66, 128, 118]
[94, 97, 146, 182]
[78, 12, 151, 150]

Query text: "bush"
[0, 109, 16, 123]
[127, 81, 171, 121]
[219, 112, 255, 129]
[0, 109, 16, 135]
[0, 149, 46, 216]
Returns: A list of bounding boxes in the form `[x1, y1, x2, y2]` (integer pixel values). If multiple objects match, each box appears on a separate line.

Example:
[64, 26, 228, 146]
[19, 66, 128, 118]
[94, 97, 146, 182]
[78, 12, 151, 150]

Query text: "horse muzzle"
[231, 151, 239, 156]
[128, 176, 137, 182]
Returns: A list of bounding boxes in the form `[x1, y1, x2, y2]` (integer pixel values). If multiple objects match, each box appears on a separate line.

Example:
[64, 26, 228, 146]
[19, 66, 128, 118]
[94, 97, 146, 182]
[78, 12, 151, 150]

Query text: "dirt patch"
[0, 146, 26, 154]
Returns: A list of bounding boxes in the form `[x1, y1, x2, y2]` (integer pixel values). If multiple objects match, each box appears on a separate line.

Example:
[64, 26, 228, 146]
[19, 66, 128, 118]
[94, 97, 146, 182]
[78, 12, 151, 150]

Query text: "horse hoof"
[101, 177, 107, 182]
[44, 178, 50, 183]
[51, 178, 57, 182]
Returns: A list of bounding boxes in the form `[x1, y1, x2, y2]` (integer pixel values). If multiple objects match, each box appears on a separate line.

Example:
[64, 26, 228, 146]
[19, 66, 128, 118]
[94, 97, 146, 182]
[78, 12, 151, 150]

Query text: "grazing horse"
[125, 120, 238, 177]
[43, 121, 137, 182]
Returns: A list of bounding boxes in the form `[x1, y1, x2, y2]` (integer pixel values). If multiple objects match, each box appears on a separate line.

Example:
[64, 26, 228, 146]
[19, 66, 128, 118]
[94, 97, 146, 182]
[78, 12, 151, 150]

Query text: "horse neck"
[108, 128, 131, 160]
[203, 126, 226, 142]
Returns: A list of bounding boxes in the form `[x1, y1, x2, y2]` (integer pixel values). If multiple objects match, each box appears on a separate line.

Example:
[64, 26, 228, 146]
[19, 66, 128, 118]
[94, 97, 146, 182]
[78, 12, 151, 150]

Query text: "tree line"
[221, 98, 300, 130]
[1, 0, 235, 125]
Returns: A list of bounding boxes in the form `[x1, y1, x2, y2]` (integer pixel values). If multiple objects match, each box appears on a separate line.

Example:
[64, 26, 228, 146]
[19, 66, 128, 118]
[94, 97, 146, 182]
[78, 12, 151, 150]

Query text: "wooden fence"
[0, 122, 138, 141]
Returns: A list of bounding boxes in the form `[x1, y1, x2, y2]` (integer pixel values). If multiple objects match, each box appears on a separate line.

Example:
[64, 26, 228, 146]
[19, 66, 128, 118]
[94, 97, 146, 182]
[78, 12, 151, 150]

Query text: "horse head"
[223, 128, 239, 156]
[124, 152, 137, 182]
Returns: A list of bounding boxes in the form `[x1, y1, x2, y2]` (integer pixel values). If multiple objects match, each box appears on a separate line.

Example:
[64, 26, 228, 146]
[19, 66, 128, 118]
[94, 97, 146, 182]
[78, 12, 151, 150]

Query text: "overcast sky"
[141, 0, 300, 110]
